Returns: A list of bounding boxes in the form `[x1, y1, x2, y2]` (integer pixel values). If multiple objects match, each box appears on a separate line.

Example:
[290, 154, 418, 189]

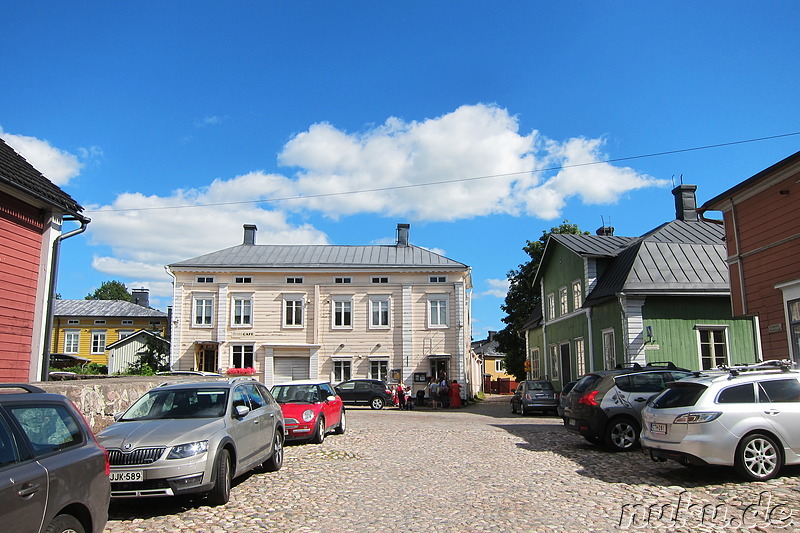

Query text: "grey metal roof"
[640, 219, 725, 245]
[0, 138, 83, 214]
[169, 244, 468, 270]
[106, 329, 169, 350]
[54, 300, 167, 318]
[550, 234, 634, 257]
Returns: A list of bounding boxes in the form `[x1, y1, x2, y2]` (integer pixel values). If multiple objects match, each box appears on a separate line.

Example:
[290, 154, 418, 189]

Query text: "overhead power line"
[86, 131, 800, 214]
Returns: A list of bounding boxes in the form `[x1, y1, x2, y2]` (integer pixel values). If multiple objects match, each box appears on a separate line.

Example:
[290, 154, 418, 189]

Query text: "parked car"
[97, 377, 284, 505]
[557, 380, 578, 420]
[334, 379, 393, 410]
[271, 380, 345, 443]
[563, 362, 692, 452]
[0, 383, 110, 533]
[642, 360, 800, 481]
[511, 380, 559, 415]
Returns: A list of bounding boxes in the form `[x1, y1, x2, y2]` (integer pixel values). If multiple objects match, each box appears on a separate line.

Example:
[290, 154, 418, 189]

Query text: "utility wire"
[86, 131, 800, 214]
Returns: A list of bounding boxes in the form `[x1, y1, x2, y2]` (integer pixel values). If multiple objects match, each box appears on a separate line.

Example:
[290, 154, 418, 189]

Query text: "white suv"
[641, 360, 800, 480]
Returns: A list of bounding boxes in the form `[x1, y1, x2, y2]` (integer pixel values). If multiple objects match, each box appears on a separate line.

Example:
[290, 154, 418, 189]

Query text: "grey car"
[642, 360, 800, 481]
[0, 383, 110, 533]
[511, 380, 559, 415]
[97, 377, 284, 505]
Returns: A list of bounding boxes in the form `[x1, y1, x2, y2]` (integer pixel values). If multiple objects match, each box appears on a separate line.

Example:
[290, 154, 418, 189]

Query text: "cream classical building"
[167, 224, 476, 398]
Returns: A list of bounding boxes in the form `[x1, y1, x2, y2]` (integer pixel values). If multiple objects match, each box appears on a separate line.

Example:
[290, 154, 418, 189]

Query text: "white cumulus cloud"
[482, 278, 511, 298]
[0, 127, 83, 186]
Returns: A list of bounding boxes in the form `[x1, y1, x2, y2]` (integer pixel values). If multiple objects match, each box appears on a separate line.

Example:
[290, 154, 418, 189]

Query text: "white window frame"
[333, 360, 352, 382]
[530, 348, 540, 379]
[64, 330, 80, 353]
[575, 337, 586, 376]
[547, 293, 556, 320]
[332, 297, 353, 329]
[286, 277, 304, 284]
[121, 319, 134, 326]
[370, 360, 388, 381]
[283, 295, 305, 328]
[572, 280, 582, 311]
[91, 331, 106, 354]
[94, 319, 106, 325]
[334, 277, 352, 284]
[231, 345, 254, 369]
[429, 275, 447, 283]
[428, 296, 448, 328]
[235, 277, 252, 284]
[369, 296, 391, 329]
[559, 287, 568, 315]
[695, 325, 730, 370]
[193, 296, 214, 327]
[117, 330, 134, 340]
[196, 276, 214, 283]
[602, 329, 616, 370]
[371, 276, 389, 284]
[67, 319, 80, 325]
[548, 344, 560, 379]
[494, 359, 505, 373]
[231, 294, 254, 327]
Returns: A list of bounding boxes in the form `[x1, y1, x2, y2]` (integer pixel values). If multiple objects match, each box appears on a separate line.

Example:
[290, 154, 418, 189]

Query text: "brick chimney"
[672, 184, 698, 221]
[243, 224, 257, 245]
[131, 288, 150, 308]
[396, 223, 410, 247]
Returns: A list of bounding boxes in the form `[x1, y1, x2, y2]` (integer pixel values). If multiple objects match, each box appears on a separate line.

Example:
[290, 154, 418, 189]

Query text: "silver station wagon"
[642, 360, 800, 481]
[97, 378, 284, 505]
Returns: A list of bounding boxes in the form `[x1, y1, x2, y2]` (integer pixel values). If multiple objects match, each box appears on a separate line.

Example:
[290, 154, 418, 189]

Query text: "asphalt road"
[104, 395, 800, 532]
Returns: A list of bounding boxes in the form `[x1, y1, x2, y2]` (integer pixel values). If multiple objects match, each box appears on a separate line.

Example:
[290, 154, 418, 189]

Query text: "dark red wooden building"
[699, 150, 800, 363]
[0, 138, 88, 381]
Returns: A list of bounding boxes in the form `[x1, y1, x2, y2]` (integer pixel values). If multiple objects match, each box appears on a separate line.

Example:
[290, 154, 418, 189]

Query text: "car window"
[7, 405, 83, 456]
[337, 381, 355, 391]
[355, 382, 371, 391]
[0, 416, 19, 469]
[717, 383, 756, 404]
[122, 388, 228, 420]
[320, 383, 336, 397]
[528, 381, 554, 391]
[244, 384, 266, 409]
[650, 382, 707, 408]
[573, 375, 601, 394]
[626, 372, 670, 393]
[232, 387, 251, 412]
[758, 379, 800, 403]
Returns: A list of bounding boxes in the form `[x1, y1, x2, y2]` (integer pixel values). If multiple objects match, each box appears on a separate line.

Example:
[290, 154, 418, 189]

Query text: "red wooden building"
[699, 150, 800, 363]
[0, 138, 88, 381]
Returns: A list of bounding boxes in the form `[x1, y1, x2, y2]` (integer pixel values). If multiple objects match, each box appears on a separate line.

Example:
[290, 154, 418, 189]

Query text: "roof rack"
[704, 359, 795, 378]
[227, 376, 258, 384]
[644, 361, 680, 370]
[0, 383, 46, 394]
[614, 363, 642, 370]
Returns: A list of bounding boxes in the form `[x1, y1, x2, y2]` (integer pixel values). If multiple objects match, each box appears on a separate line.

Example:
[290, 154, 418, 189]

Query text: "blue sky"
[2, 2, 799, 340]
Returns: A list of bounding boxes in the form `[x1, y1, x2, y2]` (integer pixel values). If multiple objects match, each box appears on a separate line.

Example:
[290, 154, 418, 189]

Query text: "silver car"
[97, 378, 284, 504]
[641, 360, 800, 481]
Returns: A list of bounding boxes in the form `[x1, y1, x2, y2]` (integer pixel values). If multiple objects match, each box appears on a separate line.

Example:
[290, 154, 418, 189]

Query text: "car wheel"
[604, 417, 640, 452]
[511, 401, 517, 414]
[311, 416, 326, 444]
[262, 430, 284, 472]
[735, 433, 782, 481]
[334, 410, 346, 435]
[519, 403, 527, 416]
[207, 448, 232, 505]
[44, 514, 85, 533]
[370, 396, 385, 410]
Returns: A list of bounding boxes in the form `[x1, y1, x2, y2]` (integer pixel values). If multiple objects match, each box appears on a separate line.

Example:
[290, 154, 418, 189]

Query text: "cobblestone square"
[105, 395, 800, 532]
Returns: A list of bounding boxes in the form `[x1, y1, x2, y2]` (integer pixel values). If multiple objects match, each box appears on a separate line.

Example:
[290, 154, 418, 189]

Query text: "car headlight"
[673, 412, 721, 424]
[302, 410, 315, 422]
[167, 440, 209, 459]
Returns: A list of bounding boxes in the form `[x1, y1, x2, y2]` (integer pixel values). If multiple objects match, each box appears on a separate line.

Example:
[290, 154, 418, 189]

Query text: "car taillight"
[579, 390, 599, 406]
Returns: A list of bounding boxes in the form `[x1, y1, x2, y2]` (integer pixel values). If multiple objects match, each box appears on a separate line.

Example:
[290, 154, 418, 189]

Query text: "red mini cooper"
[270, 380, 346, 444]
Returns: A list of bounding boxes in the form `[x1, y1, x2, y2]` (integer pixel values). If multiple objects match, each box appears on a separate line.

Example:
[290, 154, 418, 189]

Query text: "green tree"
[85, 280, 132, 301]
[127, 335, 170, 375]
[497, 222, 588, 380]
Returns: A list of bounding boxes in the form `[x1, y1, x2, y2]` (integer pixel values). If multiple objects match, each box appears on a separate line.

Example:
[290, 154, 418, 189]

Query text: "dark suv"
[0, 383, 110, 533]
[562, 363, 691, 452]
[334, 379, 393, 410]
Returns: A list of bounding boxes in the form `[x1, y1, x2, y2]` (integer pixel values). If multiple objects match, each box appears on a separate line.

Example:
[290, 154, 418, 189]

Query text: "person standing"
[449, 380, 462, 408]
[439, 377, 450, 408]
[427, 378, 439, 409]
[396, 383, 405, 409]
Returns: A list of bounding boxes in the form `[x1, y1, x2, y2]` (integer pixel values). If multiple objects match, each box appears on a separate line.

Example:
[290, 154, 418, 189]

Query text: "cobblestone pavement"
[104, 395, 800, 532]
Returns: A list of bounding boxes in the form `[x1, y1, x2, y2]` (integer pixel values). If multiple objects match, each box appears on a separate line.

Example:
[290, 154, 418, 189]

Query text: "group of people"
[392, 377, 464, 409]
[426, 376, 462, 409]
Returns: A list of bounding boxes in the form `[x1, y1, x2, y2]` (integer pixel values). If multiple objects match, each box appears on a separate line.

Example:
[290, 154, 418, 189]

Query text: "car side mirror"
[113, 412, 124, 421]
[326, 395, 336, 402]
[235, 405, 251, 418]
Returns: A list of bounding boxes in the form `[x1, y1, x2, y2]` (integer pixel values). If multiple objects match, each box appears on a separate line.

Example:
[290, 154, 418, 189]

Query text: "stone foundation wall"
[37, 376, 225, 433]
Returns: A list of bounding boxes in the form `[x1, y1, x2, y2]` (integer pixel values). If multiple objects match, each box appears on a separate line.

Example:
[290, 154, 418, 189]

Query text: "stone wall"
[37, 376, 225, 433]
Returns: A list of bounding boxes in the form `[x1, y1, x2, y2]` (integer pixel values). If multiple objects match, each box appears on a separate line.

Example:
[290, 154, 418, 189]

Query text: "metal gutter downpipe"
[40, 215, 90, 381]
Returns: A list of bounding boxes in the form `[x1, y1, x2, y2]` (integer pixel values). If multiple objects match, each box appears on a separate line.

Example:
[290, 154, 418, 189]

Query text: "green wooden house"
[523, 185, 760, 390]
